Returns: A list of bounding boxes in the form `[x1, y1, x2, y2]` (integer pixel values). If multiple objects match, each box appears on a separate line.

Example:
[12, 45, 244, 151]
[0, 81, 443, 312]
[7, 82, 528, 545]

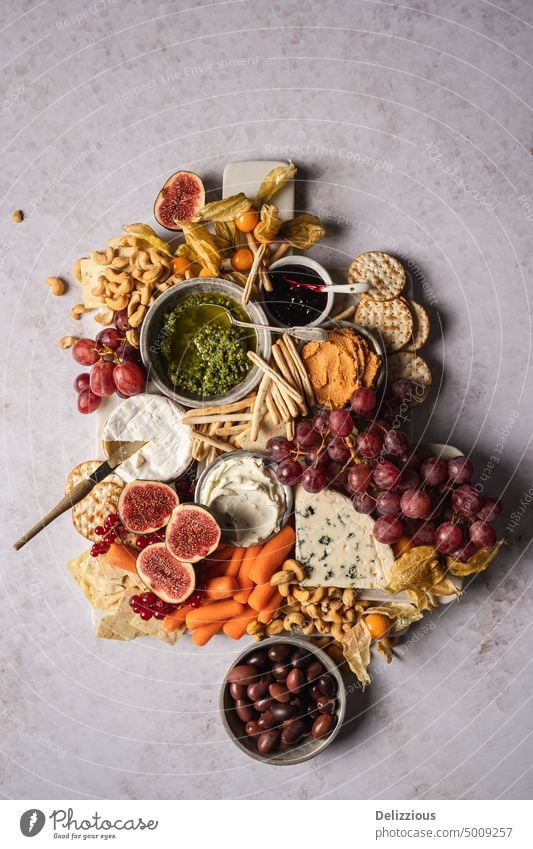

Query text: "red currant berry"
[140, 591, 157, 606]
[129, 595, 141, 608]
[139, 609, 153, 621]
[136, 537, 149, 549]
[190, 599, 202, 609]
[153, 611, 166, 620]
[107, 513, 119, 525]
[105, 529, 117, 542]
[94, 526, 105, 536]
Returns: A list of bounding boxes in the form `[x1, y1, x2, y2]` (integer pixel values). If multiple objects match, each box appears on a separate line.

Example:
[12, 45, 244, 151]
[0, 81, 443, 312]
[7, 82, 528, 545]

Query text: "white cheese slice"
[101, 394, 193, 483]
[295, 485, 395, 590]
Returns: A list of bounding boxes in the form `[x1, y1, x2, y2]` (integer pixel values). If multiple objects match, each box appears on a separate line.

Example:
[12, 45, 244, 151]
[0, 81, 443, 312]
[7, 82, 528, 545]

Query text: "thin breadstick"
[242, 244, 266, 305]
[286, 420, 295, 440]
[191, 439, 201, 461]
[265, 391, 280, 425]
[185, 269, 194, 280]
[205, 446, 217, 464]
[183, 396, 256, 419]
[281, 334, 315, 406]
[270, 346, 300, 417]
[245, 232, 259, 255]
[259, 267, 273, 292]
[267, 243, 289, 265]
[183, 413, 254, 425]
[250, 373, 270, 442]
[276, 337, 307, 416]
[271, 382, 290, 422]
[216, 423, 251, 436]
[189, 429, 235, 453]
[331, 304, 356, 322]
[246, 351, 303, 404]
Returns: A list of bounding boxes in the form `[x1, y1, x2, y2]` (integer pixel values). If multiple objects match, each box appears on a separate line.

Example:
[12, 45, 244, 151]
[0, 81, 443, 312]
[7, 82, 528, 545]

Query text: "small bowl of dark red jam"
[261, 256, 334, 328]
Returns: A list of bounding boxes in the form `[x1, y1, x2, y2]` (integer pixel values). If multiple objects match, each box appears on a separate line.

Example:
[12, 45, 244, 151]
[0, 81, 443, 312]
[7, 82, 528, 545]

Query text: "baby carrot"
[163, 603, 193, 633]
[257, 589, 283, 624]
[248, 582, 277, 613]
[222, 606, 257, 640]
[248, 525, 296, 586]
[205, 575, 238, 601]
[234, 544, 263, 604]
[185, 599, 244, 630]
[224, 547, 245, 578]
[105, 542, 137, 574]
[191, 622, 221, 646]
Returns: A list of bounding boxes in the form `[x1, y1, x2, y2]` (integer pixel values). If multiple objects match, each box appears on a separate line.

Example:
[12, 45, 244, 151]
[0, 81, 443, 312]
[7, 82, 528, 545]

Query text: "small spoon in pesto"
[206, 305, 328, 343]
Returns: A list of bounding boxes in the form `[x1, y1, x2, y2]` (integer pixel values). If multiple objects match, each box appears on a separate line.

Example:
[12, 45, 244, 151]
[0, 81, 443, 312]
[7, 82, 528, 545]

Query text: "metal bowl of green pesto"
[140, 278, 272, 408]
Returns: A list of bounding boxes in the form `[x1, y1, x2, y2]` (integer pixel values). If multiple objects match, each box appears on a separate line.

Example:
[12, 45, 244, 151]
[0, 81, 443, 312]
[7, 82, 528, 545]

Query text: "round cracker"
[72, 480, 124, 542]
[65, 461, 124, 495]
[403, 299, 430, 351]
[347, 251, 406, 301]
[355, 296, 413, 352]
[387, 351, 432, 404]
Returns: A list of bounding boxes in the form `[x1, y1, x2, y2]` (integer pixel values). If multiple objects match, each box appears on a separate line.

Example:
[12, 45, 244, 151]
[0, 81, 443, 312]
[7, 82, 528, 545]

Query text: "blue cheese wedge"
[295, 485, 395, 590]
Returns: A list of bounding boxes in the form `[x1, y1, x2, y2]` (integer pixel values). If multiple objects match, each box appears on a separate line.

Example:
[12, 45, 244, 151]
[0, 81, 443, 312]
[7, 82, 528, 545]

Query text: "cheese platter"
[17, 159, 506, 762]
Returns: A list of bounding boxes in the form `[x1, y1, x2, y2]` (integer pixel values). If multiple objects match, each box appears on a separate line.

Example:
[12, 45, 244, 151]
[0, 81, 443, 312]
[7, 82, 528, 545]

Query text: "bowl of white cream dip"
[194, 450, 292, 547]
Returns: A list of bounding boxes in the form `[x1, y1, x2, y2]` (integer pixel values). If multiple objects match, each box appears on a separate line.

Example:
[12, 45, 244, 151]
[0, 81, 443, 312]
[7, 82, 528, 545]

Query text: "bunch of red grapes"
[266, 379, 502, 562]
[71, 310, 146, 414]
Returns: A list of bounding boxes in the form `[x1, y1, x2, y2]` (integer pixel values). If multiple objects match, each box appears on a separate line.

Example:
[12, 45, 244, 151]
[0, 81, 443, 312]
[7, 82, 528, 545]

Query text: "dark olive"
[257, 729, 280, 755]
[289, 696, 305, 716]
[318, 674, 336, 696]
[306, 660, 324, 683]
[286, 667, 305, 693]
[245, 650, 269, 669]
[235, 699, 255, 723]
[281, 719, 307, 746]
[267, 644, 292, 662]
[257, 710, 276, 730]
[308, 682, 322, 703]
[306, 703, 320, 722]
[254, 696, 274, 713]
[245, 720, 261, 737]
[227, 664, 258, 686]
[270, 702, 298, 722]
[229, 682, 246, 700]
[272, 662, 290, 682]
[247, 678, 270, 702]
[316, 695, 336, 715]
[269, 683, 291, 703]
[311, 713, 335, 739]
[291, 648, 311, 669]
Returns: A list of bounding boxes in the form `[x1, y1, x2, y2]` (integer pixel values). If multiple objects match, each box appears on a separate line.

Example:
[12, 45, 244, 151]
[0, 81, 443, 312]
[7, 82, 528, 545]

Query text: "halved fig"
[118, 481, 179, 534]
[166, 504, 221, 564]
[153, 170, 205, 231]
[136, 543, 195, 604]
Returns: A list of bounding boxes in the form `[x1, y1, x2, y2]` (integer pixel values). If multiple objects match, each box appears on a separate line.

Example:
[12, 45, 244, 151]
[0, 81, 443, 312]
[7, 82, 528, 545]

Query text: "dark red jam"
[263, 264, 328, 326]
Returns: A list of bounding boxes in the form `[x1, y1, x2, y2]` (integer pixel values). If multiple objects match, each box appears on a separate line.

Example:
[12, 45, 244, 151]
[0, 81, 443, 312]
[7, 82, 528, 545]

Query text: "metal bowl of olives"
[220, 636, 346, 765]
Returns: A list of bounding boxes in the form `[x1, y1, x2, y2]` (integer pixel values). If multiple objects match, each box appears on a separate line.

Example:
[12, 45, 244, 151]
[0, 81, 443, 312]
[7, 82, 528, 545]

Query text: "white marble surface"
[1, 0, 532, 800]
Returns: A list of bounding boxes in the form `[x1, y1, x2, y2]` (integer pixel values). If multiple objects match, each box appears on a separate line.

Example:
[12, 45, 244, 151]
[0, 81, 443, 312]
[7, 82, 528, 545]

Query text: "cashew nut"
[125, 328, 140, 348]
[94, 308, 115, 325]
[301, 621, 315, 636]
[156, 281, 171, 293]
[266, 619, 284, 636]
[343, 608, 357, 624]
[313, 618, 330, 635]
[105, 294, 129, 311]
[104, 268, 130, 285]
[58, 335, 78, 349]
[70, 303, 86, 320]
[309, 586, 327, 604]
[326, 587, 343, 599]
[331, 624, 345, 642]
[282, 559, 306, 582]
[108, 275, 134, 296]
[45, 276, 66, 296]
[283, 612, 306, 631]
[91, 279, 106, 297]
[139, 284, 153, 306]
[136, 250, 151, 270]
[72, 259, 83, 282]
[110, 255, 130, 270]
[270, 570, 292, 587]
[127, 291, 141, 317]
[128, 305, 147, 327]
[305, 603, 320, 620]
[246, 620, 263, 637]
[277, 581, 292, 598]
[342, 588, 357, 607]
[91, 250, 109, 266]
[292, 586, 311, 604]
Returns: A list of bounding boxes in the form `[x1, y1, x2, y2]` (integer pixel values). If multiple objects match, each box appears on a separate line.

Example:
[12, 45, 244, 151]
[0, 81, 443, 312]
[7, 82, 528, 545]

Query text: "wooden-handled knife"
[13, 440, 147, 551]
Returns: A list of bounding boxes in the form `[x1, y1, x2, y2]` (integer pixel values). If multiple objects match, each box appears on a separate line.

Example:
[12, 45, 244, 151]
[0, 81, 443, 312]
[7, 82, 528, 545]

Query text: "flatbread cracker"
[130, 614, 183, 644]
[403, 299, 430, 351]
[71, 480, 124, 541]
[388, 351, 432, 404]
[348, 252, 406, 301]
[355, 296, 413, 352]
[67, 550, 142, 611]
[96, 590, 140, 641]
[65, 460, 124, 495]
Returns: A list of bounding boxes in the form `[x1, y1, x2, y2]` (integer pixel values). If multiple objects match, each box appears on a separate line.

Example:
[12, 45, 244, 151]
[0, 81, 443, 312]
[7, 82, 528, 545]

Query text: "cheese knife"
[13, 440, 147, 551]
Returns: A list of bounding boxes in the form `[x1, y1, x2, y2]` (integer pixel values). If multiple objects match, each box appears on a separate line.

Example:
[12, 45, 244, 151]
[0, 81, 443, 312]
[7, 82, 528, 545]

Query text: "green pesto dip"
[160, 292, 255, 397]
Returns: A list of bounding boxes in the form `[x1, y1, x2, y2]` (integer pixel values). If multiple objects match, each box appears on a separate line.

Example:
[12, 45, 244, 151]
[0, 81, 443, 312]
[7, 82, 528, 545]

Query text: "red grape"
[313, 410, 330, 435]
[435, 522, 463, 554]
[420, 456, 448, 486]
[451, 485, 483, 517]
[356, 428, 383, 458]
[469, 521, 496, 549]
[305, 447, 329, 468]
[400, 489, 431, 519]
[77, 390, 102, 414]
[384, 429, 409, 456]
[326, 461, 347, 488]
[96, 328, 122, 351]
[296, 420, 321, 448]
[373, 460, 402, 490]
[276, 459, 302, 485]
[450, 541, 477, 563]
[399, 445, 425, 470]
[424, 491, 447, 520]
[329, 409, 353, 437]
[447, 456, 474, 484]
[90, 361, 116, 397]
[72, 338, 99, 366]
[374, 515, 404, 544]
[409, 520, 437, 546]
[350, 388, 376, 416]
[353, 492, 375, 514]
[394, 468, 420, 493]
[266, 437, 295, 462]
[327, 438, 351, 463]
[301, 467, 327, 493]
[74, 373, 90, 393]
[113, 362, 145, 396]
[114, 310, 130, 331]
[346, 465, 372, 493]
[477, 497, 502, 522]
[391, 378, 417, 402]
[376, 491, 401, 516]
[117, 342, 142, 364]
